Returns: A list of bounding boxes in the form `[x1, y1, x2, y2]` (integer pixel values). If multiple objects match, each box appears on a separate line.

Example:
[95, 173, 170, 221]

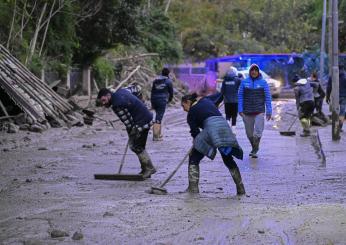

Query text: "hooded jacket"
[151, 75, 173, 102]
[294, 79, 316, 109]
[221, 69, 241, 103]
[327, 69, 346, 100]
[238, 64, 272, 115]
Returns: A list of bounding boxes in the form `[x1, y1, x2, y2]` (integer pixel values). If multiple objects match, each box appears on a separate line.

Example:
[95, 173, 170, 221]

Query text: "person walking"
[151, 68, 174, 141]
[326, 65, 346, 133]
[238, 64, 272, 158]
[221, 66, 241, 133]
[294, 78, 316, 137]
[97, 88, 156, 178]
[181, 93, 245, 195]
[308, 72, 326, 115]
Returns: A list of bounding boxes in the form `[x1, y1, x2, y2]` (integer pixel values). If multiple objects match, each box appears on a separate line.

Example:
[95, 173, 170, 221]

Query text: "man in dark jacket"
[326, 65, 346, 132]
[151, 68, 174, 141]
[221, 66, 241, 133]
[238, 64, 272, 158]
[97, 88, 156, 178]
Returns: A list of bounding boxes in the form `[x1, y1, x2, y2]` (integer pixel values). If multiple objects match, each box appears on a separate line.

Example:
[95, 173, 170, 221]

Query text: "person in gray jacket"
[294, 78, 317, 137]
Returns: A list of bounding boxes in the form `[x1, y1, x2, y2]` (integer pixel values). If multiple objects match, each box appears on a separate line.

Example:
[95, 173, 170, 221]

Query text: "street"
[0, 99, 345, 245]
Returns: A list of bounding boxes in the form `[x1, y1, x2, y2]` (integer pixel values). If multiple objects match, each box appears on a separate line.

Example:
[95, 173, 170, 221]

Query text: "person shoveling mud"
[179, 93, 245, 195]
[97, 88, 156, 179]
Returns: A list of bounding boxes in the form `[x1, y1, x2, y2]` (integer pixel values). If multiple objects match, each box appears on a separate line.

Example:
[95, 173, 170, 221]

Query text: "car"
[237, 68, 282, 98]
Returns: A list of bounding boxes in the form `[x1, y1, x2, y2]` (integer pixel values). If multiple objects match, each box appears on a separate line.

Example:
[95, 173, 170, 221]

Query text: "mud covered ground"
[0, 99, 345, 245]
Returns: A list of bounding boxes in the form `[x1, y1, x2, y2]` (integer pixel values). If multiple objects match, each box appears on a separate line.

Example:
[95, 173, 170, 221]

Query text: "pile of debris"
[0, 44, 82, 133]
[105, 53, 188, 105]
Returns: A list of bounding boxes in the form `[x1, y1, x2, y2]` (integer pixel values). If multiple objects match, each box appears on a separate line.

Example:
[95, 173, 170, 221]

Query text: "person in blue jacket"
[221, 66, 241, 133]
[181, 93, 245, 195]
[151, 68, 174, 141]
[97, 88, 156, 178]
[238, 64, 272, 158]
[326, 64, 346, 134]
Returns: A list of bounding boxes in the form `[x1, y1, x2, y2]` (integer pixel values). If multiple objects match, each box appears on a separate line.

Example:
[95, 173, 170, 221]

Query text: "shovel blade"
[279, 131, 296, 136]
[148, 186, 168, 195]
[94, 174, 145, 181]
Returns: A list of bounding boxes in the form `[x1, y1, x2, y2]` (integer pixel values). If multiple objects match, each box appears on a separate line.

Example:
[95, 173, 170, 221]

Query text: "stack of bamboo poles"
[0, 44, 73, 127]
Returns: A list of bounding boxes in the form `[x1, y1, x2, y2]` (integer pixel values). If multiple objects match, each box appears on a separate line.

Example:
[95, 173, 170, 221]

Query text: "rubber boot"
[152, 123, 162, 141]
[158, 123, 163, 139]
[339, 120, 344, 132]
[229, 167, 246, 195]
[138, 150, 156, 178]
[300, 129, 311, 137]
[231, 125, 237, 135]
[248, 137, 255, 156]
[185, 164, 200, 193]
[300, 118, 311, 137]
[251, 136, 261, 158]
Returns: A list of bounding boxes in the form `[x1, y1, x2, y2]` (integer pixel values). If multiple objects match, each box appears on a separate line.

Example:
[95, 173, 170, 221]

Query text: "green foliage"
[139, 9, 183, 64]
[92, 57, 115, 88]
[74, 0, 142, 63]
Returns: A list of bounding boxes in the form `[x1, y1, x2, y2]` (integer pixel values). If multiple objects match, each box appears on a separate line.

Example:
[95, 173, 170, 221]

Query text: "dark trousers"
[127, 128, 149, 154]
[300, 100, 315, 119]
[151, 99, 167, 123]
[224, 103, 238, 126]
[314, 97, 323, 114]
[189, 148, 238, 170]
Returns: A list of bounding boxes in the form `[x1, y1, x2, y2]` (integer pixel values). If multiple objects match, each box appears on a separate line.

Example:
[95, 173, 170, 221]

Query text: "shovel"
[94, 140, 145, 181]
[148, 147, 192, 195]
[280, 116, 298, 136]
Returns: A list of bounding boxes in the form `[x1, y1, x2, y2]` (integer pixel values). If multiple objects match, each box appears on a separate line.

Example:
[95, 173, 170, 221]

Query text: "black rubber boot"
[248, 137, 255, 156]
[251, 136, 261, 158]
[229, 167, 246, 195]
[300, 129, 311, 137]
[138, 150, 156, 178]
[186, 164, 200, 193]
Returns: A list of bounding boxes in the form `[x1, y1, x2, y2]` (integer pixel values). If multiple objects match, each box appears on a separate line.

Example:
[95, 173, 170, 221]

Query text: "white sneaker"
[231, 125, 237, 135]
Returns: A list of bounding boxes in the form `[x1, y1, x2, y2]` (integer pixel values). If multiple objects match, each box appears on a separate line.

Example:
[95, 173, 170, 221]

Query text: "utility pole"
[328, 0, 333, 78]
[320, 0, 327, 83]
[331, 0, 340, 141]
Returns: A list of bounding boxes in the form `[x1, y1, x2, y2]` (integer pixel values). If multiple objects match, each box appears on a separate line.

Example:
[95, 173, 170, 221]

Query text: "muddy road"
[0, 99, 345, 244]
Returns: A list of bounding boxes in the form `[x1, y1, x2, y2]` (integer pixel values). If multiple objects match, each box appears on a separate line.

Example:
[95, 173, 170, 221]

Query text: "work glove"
[128, 126, 141, 137]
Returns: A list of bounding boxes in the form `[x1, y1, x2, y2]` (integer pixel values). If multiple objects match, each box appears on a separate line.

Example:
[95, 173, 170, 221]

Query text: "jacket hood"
[296, 78, 308, 85]
[155, 75, 168, 81]
[249, 64, 260, 72]
[249, 64, 260, 79]
[227, 66, 238, 77]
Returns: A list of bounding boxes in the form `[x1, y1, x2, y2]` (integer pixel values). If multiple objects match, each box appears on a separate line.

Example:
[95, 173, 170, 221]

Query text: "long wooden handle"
[159, 147, 192, 188]
[287, 116, 298, 131]
[118, 140, 130, 174]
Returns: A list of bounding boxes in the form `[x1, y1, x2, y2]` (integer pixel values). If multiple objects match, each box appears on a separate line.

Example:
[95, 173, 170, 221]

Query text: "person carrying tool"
[151, 67, 174, 141]
[221, 66, 241, 133]
[238, 64, 272, 158]
[97, 88, 156, 178]
[294, 78, 317, 137]
[181, 93, 245, 195]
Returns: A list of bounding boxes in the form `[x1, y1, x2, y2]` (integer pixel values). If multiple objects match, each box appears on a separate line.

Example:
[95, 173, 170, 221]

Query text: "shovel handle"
[159, 147, 192, 188]
[118, 140, 130, 174]
[287, 116, 298, 131]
